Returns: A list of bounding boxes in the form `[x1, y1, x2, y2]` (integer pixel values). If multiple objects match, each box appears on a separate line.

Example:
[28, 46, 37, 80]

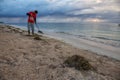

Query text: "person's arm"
[34, 17, 36, 24]
[34, 13, 37, 24]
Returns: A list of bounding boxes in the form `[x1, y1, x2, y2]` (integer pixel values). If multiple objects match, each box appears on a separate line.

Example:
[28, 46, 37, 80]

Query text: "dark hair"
[34, 10, 38, 14]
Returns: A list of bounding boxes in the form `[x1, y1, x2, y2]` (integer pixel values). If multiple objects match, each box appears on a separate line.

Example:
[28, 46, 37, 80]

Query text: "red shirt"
[28, 11, 36, 23]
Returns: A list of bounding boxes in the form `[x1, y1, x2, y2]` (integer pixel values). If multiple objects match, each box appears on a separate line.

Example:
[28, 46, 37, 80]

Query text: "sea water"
[8, 22, 120, 60]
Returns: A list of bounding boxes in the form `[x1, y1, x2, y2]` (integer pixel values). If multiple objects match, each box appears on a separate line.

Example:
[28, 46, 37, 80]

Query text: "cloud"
[67, 5, 119, 16]
[37, 16, 82, 23]
[0, 0, 119, 23]
[83, 18, 107, 23]
[0, 0, 4, 2]
[114, 0, 120, 5]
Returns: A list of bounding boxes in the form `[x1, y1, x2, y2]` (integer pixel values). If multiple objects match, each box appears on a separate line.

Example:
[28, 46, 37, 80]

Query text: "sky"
[0, 0, 120, 23]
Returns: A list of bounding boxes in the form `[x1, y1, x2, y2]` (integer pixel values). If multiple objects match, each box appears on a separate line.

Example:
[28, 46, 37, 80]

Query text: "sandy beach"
[0, 24, 120, 80]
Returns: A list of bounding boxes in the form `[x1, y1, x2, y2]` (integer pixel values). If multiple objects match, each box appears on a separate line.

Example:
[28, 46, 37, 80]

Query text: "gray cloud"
[0, 0, 119, 23]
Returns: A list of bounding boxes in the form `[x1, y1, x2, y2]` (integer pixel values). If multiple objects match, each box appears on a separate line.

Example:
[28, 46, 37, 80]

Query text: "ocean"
[8, 22, 120, 60]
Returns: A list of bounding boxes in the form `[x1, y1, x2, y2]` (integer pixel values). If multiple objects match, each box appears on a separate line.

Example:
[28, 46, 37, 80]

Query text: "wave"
[56, 31, 86, 37]
[93, 37, 120, 42]
[56, 31, 120, 47]
[56, 32, 74, 36]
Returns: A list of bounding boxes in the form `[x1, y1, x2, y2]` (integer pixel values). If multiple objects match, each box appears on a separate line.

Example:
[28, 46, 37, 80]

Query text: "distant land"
[0, 22, 4, 23]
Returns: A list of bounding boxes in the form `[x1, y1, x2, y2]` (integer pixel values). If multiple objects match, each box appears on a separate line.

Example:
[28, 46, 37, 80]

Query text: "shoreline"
[0, 24, 120, 80]
[2, 24, 120, 60]
[41, 31, 120, 61]
[7, 23, 120, 60]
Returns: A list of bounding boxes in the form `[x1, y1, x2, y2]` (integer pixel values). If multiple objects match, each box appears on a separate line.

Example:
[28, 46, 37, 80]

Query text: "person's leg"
[27, 23, 30, 35]
[31, 23, 34, 35]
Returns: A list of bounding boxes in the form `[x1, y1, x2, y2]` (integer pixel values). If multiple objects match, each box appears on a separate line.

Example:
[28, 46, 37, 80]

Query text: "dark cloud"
[0, 0, 119, 23]
[115, 0, 120, 5]
[0, 0, 4, 11]
[0, 0, 4, 2]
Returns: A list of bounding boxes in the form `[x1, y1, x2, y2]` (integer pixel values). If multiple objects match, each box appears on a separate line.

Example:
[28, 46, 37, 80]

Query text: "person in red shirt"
[26, 10, 38, 35]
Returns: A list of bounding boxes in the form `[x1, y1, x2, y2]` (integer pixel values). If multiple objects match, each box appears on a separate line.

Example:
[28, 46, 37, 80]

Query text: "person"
[26, 10, 38, 35]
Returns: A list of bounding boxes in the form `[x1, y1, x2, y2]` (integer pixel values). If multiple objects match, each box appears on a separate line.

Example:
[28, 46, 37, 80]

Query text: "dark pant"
[27, 22, 34, 35]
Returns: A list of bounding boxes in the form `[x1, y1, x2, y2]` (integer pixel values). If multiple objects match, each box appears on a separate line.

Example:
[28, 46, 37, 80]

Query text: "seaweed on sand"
[64, 55, 93, 71]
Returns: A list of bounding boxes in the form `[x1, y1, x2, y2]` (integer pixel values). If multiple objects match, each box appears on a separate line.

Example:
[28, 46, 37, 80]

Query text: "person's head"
[34, 10, 38, 14]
